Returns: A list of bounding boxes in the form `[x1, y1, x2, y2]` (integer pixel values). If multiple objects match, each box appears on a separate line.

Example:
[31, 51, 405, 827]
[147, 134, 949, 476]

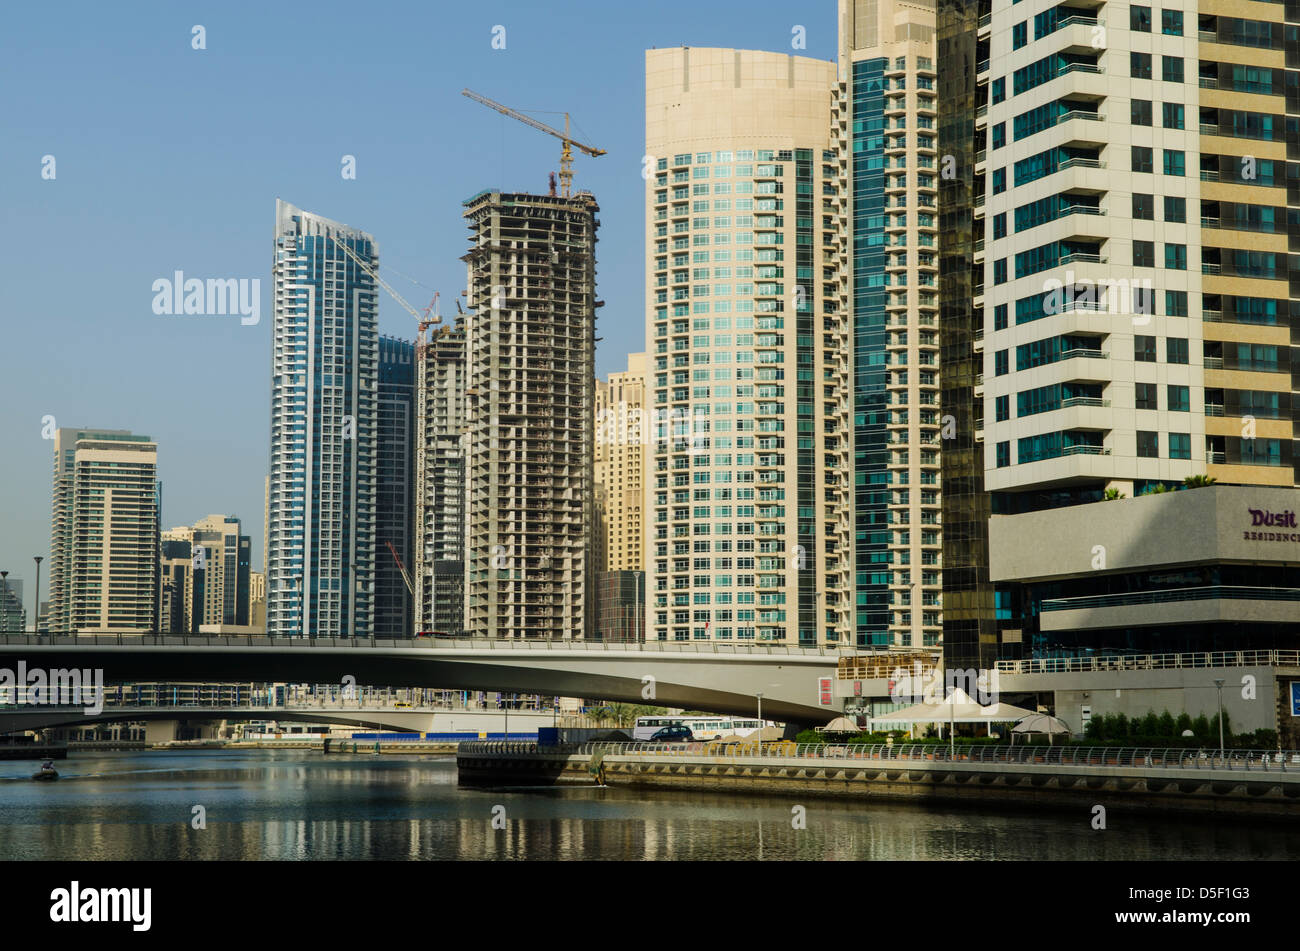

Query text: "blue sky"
[0, 0, 837, 595]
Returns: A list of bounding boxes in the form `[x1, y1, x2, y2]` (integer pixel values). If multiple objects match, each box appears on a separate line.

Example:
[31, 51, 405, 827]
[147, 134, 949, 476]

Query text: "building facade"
[0, 579, 25, 634]
[160, 515, 251, 634]
[595, 570, 646, 642]
[644, 47, 852, 646]
[415, 320, 468, 636]
[48, 429, 160, 634]
[595, 351, 648, 572]
[267, 200, 379, 638]
[839, 0, 944, 650]
[462, 190, 599, 640]
[942, 0, 1299, 668]
[376, 335, 416, 637]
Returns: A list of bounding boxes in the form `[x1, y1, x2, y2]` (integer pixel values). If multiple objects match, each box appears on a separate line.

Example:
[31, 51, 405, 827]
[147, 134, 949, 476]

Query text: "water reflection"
[0, 751, 1293, 861]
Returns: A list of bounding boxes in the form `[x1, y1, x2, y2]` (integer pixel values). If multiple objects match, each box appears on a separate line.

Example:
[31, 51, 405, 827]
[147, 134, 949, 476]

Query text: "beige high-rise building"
[595, 352, 648, 572]
[838, 0, 943, 650]
[645, 48, 852, 646]
[48, 429, 160, 634]
[462, 190, 599, 640]
[160, 515, 251, 633]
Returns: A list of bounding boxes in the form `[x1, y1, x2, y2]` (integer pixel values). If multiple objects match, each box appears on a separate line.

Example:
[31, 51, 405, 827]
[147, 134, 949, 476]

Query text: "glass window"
[1132, 146, 1153, 173]
[1137, 431, 1159, 458]
[1161, 10, 1183, 35]
[996, 441, 1010, 468]
[1162, 102, 1184, 129]
[992, 168, 1006, 194]
[1163, 196, 1186, 222]
[1132, 194, 1154, 220]
[993, 212, 1007, 239]
[1013, 22, 1028, 49]
[1135, 382, 1158, 410]
[1133, 240, 1155, 267]
[1161, 56, 1184, 82]
[1168, 385, 1190, 412]
[1131, 52, 1152, 79]
[1165, 290, 1188, 317]
[1169, 433, 1191, 459]
[994, 259, 1007, 285]
[992, 78, 1006, 104]
[995, 350, 1009, 376]
[1162, 150, 1185, 176]
[1165, 243, 1187, 270]
[994, 303, 1008, 330]
[1135, 335, 1157, 362]
[1131, 99, 1153, 126]
[996, 395, 1009, 421]
[1166, 337, 1189, 364]
[992, 122, 1006, 150]
[1131, 5, 1152, 32]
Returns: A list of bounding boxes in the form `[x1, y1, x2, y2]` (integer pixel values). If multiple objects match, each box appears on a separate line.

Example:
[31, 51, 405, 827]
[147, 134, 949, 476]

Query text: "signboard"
[1290, 682, 1300, 717]
[819, 677, 833, 706]
[854, 680, 862, 697]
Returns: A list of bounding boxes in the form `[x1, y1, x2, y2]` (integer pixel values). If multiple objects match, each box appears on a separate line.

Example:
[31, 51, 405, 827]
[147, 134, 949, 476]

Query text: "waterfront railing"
[460, 741, 1300, 774]
[996, 649, 1300, 675]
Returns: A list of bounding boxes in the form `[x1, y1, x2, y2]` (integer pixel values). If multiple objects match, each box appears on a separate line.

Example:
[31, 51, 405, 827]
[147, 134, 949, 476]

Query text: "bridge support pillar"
[144, 720, 181, 744]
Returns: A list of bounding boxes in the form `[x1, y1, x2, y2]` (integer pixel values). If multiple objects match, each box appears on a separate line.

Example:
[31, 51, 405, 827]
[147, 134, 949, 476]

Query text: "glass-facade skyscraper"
[267, 199, 379, 638]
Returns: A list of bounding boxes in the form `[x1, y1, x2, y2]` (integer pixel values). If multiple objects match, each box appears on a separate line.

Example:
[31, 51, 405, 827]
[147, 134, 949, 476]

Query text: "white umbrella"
[822, 716, 861, 733]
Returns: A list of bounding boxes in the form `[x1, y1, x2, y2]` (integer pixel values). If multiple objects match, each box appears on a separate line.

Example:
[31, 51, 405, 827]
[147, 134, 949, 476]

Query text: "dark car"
[647, 725, 695, 744]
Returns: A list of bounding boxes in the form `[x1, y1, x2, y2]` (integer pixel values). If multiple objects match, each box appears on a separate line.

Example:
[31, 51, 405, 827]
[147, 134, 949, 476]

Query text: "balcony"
[1060, 396, 1108, 408]
[1060, 443, 1109, 456]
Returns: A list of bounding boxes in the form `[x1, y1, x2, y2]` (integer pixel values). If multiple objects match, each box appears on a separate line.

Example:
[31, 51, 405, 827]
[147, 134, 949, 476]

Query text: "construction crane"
[385, 540, 414, 598]
[330, 237, 440, 346]
[462, 88, 606, 198]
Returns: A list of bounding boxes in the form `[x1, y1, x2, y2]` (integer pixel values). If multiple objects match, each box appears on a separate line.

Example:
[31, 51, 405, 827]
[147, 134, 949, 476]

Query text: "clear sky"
[0, 0, 837, 596]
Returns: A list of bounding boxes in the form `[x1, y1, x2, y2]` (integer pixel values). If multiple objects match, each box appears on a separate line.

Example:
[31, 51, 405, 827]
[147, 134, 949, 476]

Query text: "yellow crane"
[462, 88, 606, 198]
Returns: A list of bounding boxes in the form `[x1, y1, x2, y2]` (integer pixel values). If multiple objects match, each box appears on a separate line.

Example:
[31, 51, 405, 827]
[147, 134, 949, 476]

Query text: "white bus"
[632, 715, 767, 741]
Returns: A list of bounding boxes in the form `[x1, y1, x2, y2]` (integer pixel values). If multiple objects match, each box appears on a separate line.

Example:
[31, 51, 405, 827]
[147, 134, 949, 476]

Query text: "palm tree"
[1103, 488, 1126, 500]
[1183, 474, 1217, 488]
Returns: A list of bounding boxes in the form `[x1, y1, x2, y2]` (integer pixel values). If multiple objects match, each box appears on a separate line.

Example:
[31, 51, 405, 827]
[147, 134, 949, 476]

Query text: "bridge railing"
[460, 741, 1300, 774]
[0, 633, 851, 657]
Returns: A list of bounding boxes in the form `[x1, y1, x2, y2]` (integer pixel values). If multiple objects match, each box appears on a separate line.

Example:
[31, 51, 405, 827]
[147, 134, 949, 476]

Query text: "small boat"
[32, 760, 58, 782]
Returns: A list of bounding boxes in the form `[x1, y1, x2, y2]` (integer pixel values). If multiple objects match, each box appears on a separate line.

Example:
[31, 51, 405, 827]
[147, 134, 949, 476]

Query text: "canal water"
[1, 750, 1293, 861]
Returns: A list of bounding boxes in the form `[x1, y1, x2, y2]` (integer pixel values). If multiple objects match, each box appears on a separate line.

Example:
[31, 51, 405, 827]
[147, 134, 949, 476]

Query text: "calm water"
[0, 750, 1292, 861]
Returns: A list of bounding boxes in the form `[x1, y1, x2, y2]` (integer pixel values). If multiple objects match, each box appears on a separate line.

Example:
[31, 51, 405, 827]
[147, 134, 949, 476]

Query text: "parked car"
[647, 725, 695, 744]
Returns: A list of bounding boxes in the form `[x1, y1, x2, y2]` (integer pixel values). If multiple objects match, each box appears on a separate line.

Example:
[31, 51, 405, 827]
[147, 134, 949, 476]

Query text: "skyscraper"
[595, 351, 648, 572]
[160, 515, 252, 634]
[462, 189, 599, 640]
[941, 0, 1299, 668]
[376, 335, 416, 637]
[48, 429, 160, 634]
[644, 47, 852, 646]
[839, 0, 944, 650]
[415, 319, 468, 636]
[267, 200, 378, 638]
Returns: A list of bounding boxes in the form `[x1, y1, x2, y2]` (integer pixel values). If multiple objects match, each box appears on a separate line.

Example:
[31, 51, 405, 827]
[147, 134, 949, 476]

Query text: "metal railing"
[997, 649, 1300, 674]
[0, 633, 852, 658]
[460, 740, 1300, 775]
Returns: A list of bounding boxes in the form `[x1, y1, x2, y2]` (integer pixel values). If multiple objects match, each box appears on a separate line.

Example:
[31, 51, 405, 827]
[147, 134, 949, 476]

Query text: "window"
[1161, 56, 1184, 82]
[1132, 146, 1153, 173]
[992, 168, 1006, 194]
[992, 122, 1006, 150]
[1131, 99, 1153, 126]
[1132, 193, 1155, 220]
[1165, 290, 1188, 316]
[1162, 102, 1185, 129]
[1168, 385, 1190, 412]
[1166, 337, 1189, 364]
[992, 78, 1006, 104]
[994, 303, 1009, 330]
[995, 350, 1009, 376]
[993, 212, 1007, 239]
[1131, 52, 1152, 79]
[996, 441, 1010, 468]
[1013, 22, 1028, 49]
[1162, 150, 1185, 176]
[1131, 5, 1152, 32]
[1163, 196, 1186, 222]
[1165, 243, 1187, 270]
[1135, 335, 1157, 362]
[1133, 240, 1155, 267]
[1169, 433, 1191, 460]
[1135, 382, 1158, 410]
[994, 259, 1007, 285]
[1137, 431, 1160, 458]
[1161, 10, 1183, 35]
[995, 395, 1009, 421]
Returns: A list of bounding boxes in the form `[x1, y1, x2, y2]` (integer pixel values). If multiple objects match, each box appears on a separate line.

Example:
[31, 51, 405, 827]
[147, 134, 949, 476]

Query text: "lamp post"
[756, 692, 763, 757]
[1214, 678, 1226, 760]
[32, 557, 43, 634]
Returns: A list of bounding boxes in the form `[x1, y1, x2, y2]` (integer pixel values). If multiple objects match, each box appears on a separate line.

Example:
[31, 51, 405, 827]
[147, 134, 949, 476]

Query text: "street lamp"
[32, 557, 43, 634]
[1214, 678, 1226, 760]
